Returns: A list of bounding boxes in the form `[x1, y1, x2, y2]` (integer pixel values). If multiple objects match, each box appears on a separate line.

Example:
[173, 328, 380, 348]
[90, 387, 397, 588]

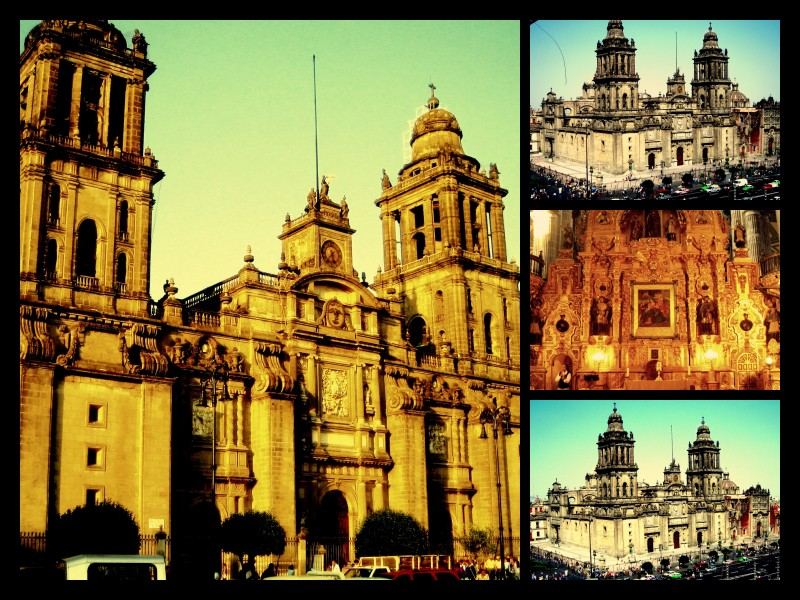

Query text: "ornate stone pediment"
[120, 322, 169, 376]
[20, 306, 55, 361]
[254, 341, 293, 394]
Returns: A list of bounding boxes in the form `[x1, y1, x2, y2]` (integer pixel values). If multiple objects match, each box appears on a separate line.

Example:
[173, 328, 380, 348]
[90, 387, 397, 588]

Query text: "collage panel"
[530, 399, 780, 580]
[530, 20, 780, 202]
[530, 209, 780, 391]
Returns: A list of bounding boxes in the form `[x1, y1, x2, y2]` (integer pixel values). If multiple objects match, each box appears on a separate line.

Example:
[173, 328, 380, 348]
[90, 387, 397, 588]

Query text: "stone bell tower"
[372, 85, 520, 380]
[593, 20, 639, 113]
[595, 403, 638, 499]
[686, 418, 723, 497]
[20, 19, 164, 316]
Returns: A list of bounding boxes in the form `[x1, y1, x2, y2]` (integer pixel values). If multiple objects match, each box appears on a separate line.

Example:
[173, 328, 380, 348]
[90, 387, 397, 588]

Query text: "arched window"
[719, 94, 724, 107]
[412, 232, 425, 260]
[699, 94, 706, 109]
[45, 238, 58, 279]
[434, 290, 444, 323]
[76, 219, 98, 277]
[694, 483, 700, 496]
[408, 316, 428, 347]
[622, 482, 628, 497]
[502, 298, 508, 323]
[622, 93, 628, 109]
[118, 200, 129, 237]
[483, 313, 493, 355]
[48, 184, 60, 225]
[115, 253, 127, 284]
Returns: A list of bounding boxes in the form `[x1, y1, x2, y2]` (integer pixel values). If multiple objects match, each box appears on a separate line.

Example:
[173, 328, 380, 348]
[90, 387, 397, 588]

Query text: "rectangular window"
[434, 227, 441, 242]
[87, 446, 105, 469]
[468, 329, 475, 354]
[87, 402, 106, 427]
[411, 205, 425, 229]
[85, 488, 103, 505]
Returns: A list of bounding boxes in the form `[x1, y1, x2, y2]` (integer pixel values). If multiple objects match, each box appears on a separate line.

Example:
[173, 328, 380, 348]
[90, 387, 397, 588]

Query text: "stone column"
[440, 180, 459, 248]
[423, 196, 435, 255]
[236, 392, 244, 446]
[370, 365, 383, 425]
[382, 211, 396, 269]
[477, 200, 490, 256]
[306, 355, 317, 408]
[462, 195, 473, 252]
[490, 200, 508, 261]
[386, 408, 429, 527]
[373, 481, 385, 511]
[69, 65, 83, 139]
[100, 73, 111, 146]
[355, 364, 365, 423]
[123, 79, 144, 154]
[744, 210, 762, 266]
[19, 365, 56, 531]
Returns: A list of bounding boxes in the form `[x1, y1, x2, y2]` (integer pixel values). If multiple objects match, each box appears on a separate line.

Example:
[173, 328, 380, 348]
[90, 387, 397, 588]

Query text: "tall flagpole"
[313, 54, 320, 205]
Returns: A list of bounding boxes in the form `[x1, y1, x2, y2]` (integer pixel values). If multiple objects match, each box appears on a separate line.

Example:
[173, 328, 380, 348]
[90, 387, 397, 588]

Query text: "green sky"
[531, 400, 780, 500]
[21, 20, 521, 299]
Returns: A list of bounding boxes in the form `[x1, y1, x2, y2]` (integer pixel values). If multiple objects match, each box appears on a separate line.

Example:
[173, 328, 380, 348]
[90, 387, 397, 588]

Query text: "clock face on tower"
[321, 240, 342, 268]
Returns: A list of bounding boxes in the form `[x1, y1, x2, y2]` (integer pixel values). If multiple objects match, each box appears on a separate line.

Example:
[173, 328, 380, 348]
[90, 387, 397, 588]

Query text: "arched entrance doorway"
[676, 147, 684, 166]
[172, 500, 221, 581]
[310, 490, 350, 567]
[647, 537, 654, 553]
[702, 147, 708, 164]
[768, 138, 774, 156]
[697, 531, 703, 546]
[648, 153, 655, 169]
[673, 531, 680, 549]
[549, 353, 573, 390]
[756, 521, 762, 538]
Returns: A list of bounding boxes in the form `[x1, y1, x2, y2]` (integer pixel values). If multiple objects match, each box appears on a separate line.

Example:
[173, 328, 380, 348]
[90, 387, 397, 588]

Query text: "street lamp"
[197, 359, 232, 509]
[479, 397, 514, 580]
[589, 166, 594, 198]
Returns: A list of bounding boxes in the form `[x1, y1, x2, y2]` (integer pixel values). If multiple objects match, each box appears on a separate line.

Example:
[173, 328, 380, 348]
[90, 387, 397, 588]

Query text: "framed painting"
[632, 283, 676, 337]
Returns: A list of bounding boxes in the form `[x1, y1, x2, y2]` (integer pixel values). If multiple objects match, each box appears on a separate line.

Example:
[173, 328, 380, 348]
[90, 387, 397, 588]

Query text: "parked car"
[734, 178, 748, 187]
[343, 565, 392, 578]
[62, 554, 166, 581]
[388, 569, 461, 582]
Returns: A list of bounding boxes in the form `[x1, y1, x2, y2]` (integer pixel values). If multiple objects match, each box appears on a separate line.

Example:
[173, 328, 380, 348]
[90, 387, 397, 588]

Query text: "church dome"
[729, 84, 749, 106]
[606, 20, 625, 39]
[607, 403, 624, 431]
[25, 19, 128, 53]
[703, 23, 720, 49]
[410, 87, 464, 161]
[696, 417, 712, 440]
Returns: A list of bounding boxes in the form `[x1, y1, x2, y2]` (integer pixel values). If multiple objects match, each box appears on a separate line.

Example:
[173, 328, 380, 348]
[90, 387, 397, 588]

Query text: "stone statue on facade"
[381, 169, 392, 190]
[764, 299, 780, 344]
[590, 294, 612, 336]
[734, 223, 746, 248]
[696, 295, 719, 335]
[320, 175, 329, 200]
[306, 188, 317, 212]
[340, 197, 349, 219]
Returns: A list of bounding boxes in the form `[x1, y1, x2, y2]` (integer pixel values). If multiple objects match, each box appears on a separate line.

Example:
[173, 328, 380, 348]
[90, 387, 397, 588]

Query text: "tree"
[48, 501, 140, 558]
[641, 561, 654, 574]
[219, 511, 286, 573]
[459, 527, 492, 560]
[714, 168, 725, 182]
[662, 176, 672, 188]
[355, 509, 428, 557]
[681, 173, 693, 188]
[660, 557, 670, 572]
[641, 179, 655, 199]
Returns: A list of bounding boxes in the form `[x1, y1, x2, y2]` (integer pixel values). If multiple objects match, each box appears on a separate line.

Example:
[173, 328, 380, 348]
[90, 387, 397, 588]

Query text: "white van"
[734, 178, 748, 187]
[63, 554, 166, 581]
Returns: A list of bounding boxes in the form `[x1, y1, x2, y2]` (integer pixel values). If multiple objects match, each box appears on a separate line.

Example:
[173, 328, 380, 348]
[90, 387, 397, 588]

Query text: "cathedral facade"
[545, 406, 772, 559]
[531, 21, 780, 174]
[19, 20, 520, 573]
[530, 210, 779, 391]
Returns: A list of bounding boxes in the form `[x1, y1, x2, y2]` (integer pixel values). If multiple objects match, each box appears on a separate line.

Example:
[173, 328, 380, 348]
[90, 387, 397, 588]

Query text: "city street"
[531, 155, 780, 202]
